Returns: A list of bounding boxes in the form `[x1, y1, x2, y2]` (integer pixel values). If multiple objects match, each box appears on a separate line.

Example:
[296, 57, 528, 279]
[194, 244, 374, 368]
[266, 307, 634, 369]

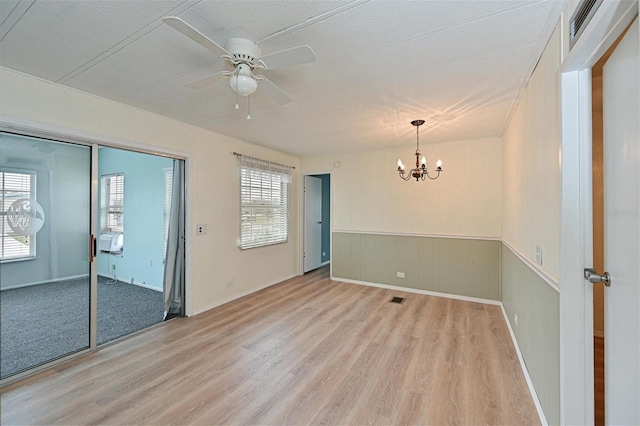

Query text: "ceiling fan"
[163, 17, 316, 118]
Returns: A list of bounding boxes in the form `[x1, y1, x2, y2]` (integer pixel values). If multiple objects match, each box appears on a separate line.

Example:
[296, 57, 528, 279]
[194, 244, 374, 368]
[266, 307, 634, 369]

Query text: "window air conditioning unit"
[99, 233, 123, 253]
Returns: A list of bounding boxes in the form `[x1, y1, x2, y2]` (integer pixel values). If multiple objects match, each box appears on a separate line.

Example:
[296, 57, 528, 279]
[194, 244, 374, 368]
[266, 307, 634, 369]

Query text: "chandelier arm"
[425, 169, 442, 180]
[397, 170, 413, 181]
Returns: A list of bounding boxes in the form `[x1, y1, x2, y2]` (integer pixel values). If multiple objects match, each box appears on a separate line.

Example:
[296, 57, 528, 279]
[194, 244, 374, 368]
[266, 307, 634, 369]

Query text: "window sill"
[0, 256, 36, 264]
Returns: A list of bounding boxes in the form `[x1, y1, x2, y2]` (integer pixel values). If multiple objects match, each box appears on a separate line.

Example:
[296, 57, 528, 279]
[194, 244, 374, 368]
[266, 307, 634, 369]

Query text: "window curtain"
[163, 159, 185, 320]
[240, 155, 292, 181]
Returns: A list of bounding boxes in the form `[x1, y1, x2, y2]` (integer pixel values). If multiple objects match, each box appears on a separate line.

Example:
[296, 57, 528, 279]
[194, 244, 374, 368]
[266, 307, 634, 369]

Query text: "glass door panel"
[96, 147, 171, 345]
[0, 132, 91, 379]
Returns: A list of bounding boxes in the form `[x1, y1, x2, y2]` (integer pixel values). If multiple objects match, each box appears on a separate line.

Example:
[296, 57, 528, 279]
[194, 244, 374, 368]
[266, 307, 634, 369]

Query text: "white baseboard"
[320, 260, 331, 266]
[129, 281, 162, 292]
[1, 274, 89, 291]
[191, 274, 296, 316]
[331, 276, 501, 306]
[500, 304, 548, 425]
[98, 274, 162, 292]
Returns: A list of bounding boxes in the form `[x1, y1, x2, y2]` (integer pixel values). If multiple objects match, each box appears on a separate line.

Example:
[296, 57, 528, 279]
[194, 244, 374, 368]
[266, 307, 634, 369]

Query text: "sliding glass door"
[0, 132, 185, 381]
[0, 132, 91, 379]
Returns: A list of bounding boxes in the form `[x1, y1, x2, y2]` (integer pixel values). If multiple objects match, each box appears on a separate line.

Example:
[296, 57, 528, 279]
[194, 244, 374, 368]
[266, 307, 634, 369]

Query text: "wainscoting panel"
[501, 242, 560, 426]
[332, 232, 500, 300]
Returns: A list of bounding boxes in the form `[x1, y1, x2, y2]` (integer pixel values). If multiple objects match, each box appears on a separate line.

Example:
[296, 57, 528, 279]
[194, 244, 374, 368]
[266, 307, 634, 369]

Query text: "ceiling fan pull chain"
[247, 95, 251, 120]
[235, 68, 240, 110]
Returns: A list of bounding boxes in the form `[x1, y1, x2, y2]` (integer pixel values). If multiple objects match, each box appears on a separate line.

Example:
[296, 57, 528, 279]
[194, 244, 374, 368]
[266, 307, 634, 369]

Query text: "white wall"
[0, 67, 300, 315]
[302, 137, 502, 238]
[500, 25, 562, 425]
[502, 26, 562, 278]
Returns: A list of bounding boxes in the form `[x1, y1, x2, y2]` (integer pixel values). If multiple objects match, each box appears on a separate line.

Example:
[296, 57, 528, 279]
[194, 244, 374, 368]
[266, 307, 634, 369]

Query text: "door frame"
[0, 117, 192, 385]
[299, 170, 332, 276]
[559, 1, 638, 424]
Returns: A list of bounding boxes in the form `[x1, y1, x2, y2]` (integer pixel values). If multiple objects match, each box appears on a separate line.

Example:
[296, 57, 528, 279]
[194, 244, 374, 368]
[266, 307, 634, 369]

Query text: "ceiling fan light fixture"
[229, 73, 258, 96]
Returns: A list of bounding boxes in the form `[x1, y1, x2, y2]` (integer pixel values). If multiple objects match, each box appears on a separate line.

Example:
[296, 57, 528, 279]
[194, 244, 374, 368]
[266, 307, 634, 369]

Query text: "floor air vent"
[390, 296, 405, 304]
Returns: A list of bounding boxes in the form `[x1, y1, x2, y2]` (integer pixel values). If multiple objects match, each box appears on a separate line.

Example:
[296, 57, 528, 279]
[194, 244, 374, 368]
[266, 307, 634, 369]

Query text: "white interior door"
[602, 17, 639, 425]
[303, 175, 322, 273]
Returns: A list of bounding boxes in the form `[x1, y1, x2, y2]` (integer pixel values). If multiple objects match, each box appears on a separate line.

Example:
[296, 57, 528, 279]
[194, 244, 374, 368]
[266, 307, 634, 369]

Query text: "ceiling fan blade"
[185, 71, 228, 89]
[162, 17, 231, 57]
[258, 45, 316, 70]
[257, 76, 291, 105]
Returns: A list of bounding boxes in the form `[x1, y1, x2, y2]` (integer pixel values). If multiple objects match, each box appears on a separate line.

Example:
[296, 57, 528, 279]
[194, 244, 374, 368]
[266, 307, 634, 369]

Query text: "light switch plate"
[535, 245, 542, 265]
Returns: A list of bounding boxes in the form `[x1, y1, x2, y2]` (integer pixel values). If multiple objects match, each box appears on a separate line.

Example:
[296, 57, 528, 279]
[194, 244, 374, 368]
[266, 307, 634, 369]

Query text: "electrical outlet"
[397, 272, 405, 278]
[322, 252, 326, 257]
[196, 224, 207, 235]
[514, 313, 519, 326]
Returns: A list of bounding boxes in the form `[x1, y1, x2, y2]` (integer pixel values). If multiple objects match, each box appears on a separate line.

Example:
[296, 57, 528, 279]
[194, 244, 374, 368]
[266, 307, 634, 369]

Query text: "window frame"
[0, 168, 37, 262]
[100, 173, 125, 234]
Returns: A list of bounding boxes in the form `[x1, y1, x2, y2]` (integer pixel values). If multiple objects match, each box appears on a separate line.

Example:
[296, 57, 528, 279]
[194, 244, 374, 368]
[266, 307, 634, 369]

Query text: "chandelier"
[396, 119, 443, 181]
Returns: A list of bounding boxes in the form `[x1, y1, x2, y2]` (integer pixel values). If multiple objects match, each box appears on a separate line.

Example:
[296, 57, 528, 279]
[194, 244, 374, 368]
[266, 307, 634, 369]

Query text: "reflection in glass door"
[96, 147, 171, 345]
[0, 132, 91, 379]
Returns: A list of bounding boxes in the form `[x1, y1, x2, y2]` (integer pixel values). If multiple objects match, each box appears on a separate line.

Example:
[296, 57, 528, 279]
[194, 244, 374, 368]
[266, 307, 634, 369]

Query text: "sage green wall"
[501, 243, 560, 425]
[332, 232, 500, 300]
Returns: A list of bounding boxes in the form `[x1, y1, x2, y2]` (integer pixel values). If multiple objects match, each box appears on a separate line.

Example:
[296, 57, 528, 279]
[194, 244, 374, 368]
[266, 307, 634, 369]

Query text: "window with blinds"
[0, 169, 36, 261]
[239, 156, 292, 250]
[163, 166, 173, 256]
[100, 173, 124, 233]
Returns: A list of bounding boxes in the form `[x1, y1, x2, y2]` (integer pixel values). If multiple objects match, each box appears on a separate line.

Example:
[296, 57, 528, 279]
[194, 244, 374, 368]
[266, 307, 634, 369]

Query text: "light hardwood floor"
[1, 266, 539, 425]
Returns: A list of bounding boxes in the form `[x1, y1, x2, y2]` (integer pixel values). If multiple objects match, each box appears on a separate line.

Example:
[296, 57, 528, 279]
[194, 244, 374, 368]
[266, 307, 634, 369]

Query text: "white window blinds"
[239, 155, 292, 250]
[0, 169, 36, 261]
[100, 173, 124, 233]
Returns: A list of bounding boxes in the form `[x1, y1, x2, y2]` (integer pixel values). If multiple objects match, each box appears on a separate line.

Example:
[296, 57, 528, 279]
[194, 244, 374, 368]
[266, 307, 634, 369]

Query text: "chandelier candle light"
[397, 119, 443, 181]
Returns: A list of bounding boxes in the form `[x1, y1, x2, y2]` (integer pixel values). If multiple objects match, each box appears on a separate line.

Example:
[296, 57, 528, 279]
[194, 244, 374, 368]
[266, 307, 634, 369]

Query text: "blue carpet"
[0, 276, 163, 378]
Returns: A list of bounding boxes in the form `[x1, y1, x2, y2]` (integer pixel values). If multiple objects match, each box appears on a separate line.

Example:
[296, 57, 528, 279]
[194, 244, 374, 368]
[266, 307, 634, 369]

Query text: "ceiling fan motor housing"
[225, 38, 261, 63]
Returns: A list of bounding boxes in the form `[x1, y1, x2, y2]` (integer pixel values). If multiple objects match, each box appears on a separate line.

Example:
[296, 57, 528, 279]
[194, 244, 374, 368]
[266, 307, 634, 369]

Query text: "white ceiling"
[0, 0, 563, 157]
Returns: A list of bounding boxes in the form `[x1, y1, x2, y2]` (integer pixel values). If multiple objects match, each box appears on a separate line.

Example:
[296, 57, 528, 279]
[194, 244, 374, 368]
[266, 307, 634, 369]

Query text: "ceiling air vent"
[570, 0, 603, 50]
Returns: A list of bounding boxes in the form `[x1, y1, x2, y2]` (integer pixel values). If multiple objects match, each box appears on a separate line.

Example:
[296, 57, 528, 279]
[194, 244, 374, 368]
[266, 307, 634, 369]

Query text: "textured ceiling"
[0, 0, 563, 157]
